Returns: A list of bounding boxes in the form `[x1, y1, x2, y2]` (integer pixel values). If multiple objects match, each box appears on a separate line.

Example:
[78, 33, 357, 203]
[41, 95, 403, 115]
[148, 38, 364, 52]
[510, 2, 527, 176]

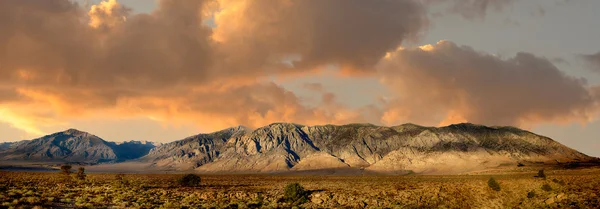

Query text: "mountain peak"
[267, 122, 303, 127]
[63, 128, 89, 135]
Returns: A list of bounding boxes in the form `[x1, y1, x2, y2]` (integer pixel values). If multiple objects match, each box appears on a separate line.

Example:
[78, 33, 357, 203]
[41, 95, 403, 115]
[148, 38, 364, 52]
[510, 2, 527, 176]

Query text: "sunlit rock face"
[142, 123, 595, 174]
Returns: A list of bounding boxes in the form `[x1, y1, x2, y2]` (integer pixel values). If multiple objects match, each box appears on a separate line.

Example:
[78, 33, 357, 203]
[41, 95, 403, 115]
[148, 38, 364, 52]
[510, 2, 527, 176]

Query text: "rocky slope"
[139, 126, 247, 170]
[0, 142, 14, 151]
[141, 123, 595, 174]
[0, 129, 156, 163]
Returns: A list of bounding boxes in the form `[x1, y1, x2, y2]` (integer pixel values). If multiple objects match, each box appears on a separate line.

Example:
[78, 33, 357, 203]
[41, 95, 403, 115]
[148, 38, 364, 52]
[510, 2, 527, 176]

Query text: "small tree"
[488, 177, 501, 191]
[535, 169, 546, 179]
[76, 167, 86, 180]
[60, 165, 72, 175]
[283, 183, 308, 205]
[178, 174, 202, 187]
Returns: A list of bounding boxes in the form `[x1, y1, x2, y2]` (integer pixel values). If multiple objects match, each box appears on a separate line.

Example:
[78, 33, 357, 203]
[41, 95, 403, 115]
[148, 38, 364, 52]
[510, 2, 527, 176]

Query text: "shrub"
[60, 165, 72, 175]
[178, 174, 202, 187]
[283, 183, 308, 205]
[488, 177, 501, 191]
[527, 191, 536, 198]
[76, 167, 86, 180]
[535, 169, 546, 179]
[541, 184, 552, 191]
[114, 174, 129, 187]
[552, 178, 565, 186]
[517, 162, 525, 167]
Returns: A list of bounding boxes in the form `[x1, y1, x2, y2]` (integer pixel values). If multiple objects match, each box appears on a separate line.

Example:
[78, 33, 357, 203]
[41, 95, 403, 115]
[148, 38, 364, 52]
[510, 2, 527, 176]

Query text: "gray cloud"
[377, 41, 599, 126]
[580, 52, 600, 73]
[303, 83, 324, 92]
[213, 0, 428, 74]
[422, 0, 517, 19]
[423, 0, 577, 20]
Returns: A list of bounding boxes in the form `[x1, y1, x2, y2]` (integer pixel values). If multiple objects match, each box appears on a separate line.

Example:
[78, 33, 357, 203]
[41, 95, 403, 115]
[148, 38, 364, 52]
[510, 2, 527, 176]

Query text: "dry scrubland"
[0, 168, 599, 209]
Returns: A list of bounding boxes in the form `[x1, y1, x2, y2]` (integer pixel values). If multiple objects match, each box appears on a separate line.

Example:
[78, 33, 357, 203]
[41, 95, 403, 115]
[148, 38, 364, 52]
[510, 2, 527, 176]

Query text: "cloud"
[377, 41, 600, 127]
[0, 0, 598, 137]
[580, 52, 600, 73]
[422, 0, 517, 19]
[212, 0, 428, 74]
[447, 0, 516, 19]
[0, 0, 426, 135]
[88, 0, 130, 30]
[423, 0, 577, 20]
[303, 83, 324, 92]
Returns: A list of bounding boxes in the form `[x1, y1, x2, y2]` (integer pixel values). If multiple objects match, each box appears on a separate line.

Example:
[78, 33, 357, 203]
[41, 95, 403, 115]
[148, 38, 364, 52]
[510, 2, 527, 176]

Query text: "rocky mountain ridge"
[143, 123, 596, 173]
[0, 129, 156, 163]
[0, 123, 596, 174]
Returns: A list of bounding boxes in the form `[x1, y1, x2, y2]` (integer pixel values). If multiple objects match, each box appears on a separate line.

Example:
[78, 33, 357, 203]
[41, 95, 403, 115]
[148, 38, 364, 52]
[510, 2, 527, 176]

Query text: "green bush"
[541, 184, 552, 191]
[487, 177, 501, 191]
[178, 174, 202, 187]
[527, 191, 536, 198]
[283, 183, 308, 205]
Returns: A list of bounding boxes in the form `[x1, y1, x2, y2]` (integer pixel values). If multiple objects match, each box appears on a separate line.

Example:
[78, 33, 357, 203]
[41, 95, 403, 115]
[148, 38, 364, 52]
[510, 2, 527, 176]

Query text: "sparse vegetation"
[177, 174, 202, 187]
[535, 169, 546, 179]
[552, 178, 565, 186]
[76, 167, 86, 180]
[0, 168, 599, 208]
[488, 177, 501, 191]
[283, 183, 308, 205]
[541, 183, 553, 191]
[60, 165, 72, 175]
[527, 190, 536, 198]
[114, 173, 129, 187]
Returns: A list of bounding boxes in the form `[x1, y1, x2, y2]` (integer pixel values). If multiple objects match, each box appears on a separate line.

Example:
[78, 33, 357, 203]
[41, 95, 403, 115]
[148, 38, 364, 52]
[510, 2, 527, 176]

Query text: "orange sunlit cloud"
[0, 0, 598, 138]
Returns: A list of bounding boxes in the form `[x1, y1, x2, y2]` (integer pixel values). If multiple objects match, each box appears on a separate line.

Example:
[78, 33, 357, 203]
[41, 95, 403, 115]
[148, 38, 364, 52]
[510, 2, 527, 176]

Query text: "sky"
[0, 0, 599, 157]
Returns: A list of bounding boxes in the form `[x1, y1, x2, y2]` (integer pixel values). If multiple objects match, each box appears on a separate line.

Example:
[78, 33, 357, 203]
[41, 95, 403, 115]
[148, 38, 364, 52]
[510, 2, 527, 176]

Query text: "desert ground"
[0, 166, 599, 209]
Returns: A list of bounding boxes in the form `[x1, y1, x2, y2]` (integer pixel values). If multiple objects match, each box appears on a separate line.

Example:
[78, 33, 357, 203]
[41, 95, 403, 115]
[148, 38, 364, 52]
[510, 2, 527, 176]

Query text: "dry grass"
[0, 168, 599, 208]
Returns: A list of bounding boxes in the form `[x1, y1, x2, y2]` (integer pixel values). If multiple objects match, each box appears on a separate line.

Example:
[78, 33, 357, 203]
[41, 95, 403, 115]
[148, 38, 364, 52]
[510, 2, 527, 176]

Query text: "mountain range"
[0, 129, 157, 163]
[0, 123, 596, 174]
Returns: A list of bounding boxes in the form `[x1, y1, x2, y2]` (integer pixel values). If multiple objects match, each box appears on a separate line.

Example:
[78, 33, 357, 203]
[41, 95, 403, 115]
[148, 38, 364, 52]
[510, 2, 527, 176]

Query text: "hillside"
[0, 129, 156, 164]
